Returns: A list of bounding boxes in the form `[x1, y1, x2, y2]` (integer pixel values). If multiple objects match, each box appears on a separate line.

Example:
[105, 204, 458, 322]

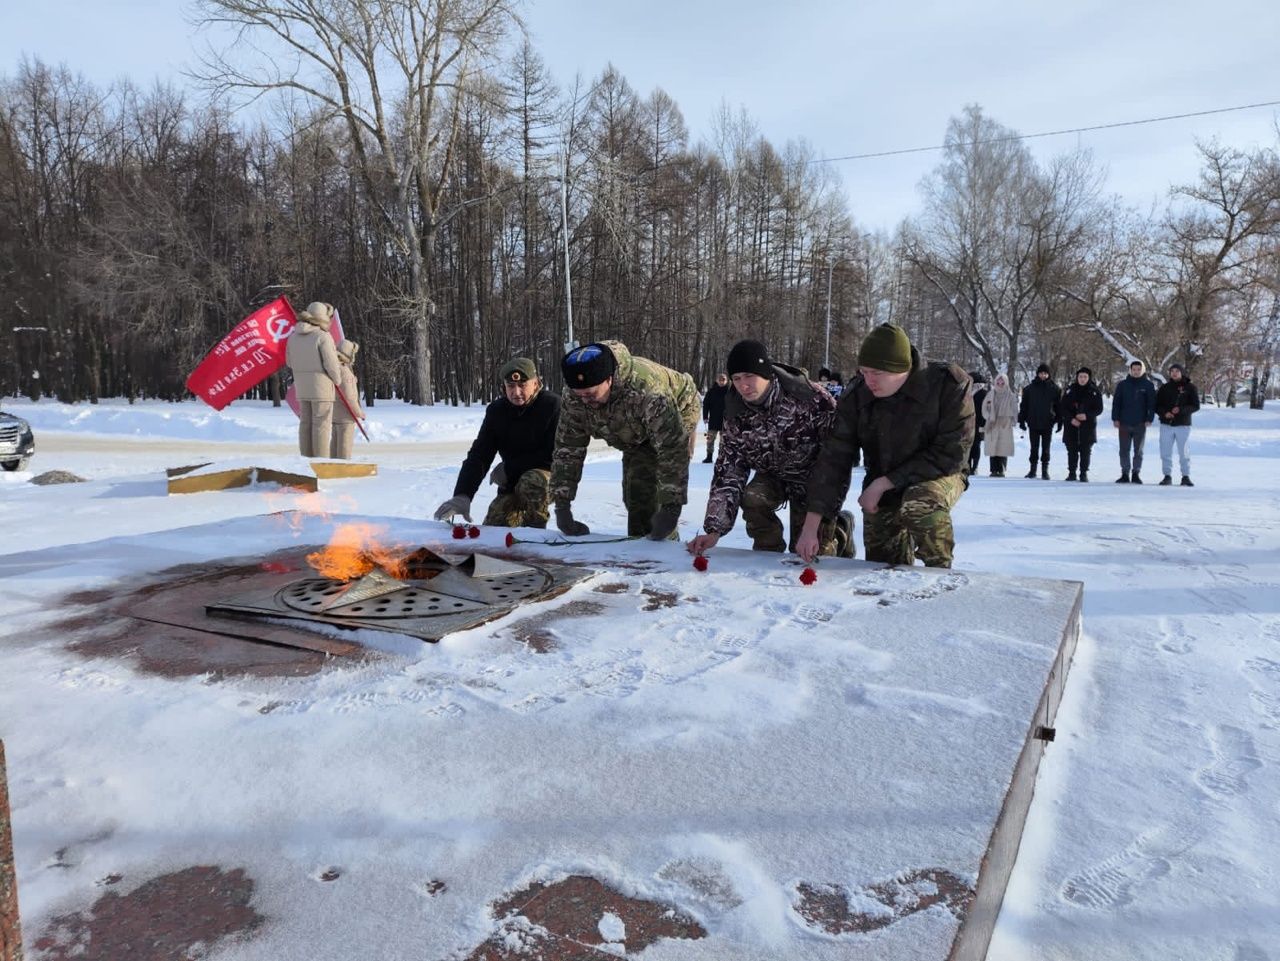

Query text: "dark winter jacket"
[1111, 373, 1157, 427]
[972, 386, 988, 434]
[703, 365, 840, 536]
[806, 348, 974, 517]
[1155, 379, 1200, 427]
[454, 388, 561, 499]
[1018, 377, 1061, 431]
[1059, 378, 1104, 446]
[702, 383, 730, 431]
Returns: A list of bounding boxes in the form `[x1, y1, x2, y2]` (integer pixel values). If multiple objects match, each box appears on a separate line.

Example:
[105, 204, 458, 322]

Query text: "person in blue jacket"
[1111, 359, 1157, 484]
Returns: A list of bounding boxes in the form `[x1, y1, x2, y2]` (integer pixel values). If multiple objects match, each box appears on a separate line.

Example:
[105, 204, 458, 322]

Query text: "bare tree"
[194, 0, 517, 404]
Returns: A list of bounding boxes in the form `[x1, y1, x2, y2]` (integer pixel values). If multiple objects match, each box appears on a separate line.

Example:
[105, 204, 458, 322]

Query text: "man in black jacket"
[1155, 362, 1200, 486]
[968, 371, 988, 475]
[701, 372, 729, 463]
[434, 357, 561, 528]
[797, 324, 974, 568]
[1019, 363, 1061, 479]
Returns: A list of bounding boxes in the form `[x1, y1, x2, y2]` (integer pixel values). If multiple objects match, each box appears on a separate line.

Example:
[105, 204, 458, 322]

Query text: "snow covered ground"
[2, 396, 1279, 959]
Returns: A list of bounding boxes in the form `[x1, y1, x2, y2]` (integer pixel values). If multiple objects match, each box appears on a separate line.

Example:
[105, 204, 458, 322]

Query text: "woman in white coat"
[981, 373, 1017, 476]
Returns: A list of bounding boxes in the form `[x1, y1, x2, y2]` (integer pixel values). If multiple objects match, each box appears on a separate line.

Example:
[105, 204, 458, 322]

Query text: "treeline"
[1, 4, 1278, 407]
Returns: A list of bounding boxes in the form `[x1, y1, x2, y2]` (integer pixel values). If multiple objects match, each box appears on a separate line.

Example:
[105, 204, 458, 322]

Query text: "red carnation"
[467, 525, 481, 539]
[799, 566, 818, 585]
[451, 524, 466, 540]
[505, 532, 516, 548]
[692, 555, 709, 572]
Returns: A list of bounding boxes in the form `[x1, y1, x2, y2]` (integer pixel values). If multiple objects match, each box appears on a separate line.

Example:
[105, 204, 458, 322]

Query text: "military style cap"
[561, 343, 617, 388]
[500, 357, 538, 383]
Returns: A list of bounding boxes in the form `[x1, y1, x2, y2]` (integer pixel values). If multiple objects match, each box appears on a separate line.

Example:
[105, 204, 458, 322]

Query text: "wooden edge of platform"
[948, 581, 1084, 961]
[166, 463, 213, 478]
[167, 468, 254, 495]
[310, 461, 377, 479]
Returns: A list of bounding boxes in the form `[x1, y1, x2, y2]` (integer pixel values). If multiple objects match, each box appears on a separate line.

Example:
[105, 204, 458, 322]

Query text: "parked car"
[0, 409, 35, 471]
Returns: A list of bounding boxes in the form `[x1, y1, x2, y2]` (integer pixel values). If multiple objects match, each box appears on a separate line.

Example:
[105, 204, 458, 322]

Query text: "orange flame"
[305, 522, 413, 581]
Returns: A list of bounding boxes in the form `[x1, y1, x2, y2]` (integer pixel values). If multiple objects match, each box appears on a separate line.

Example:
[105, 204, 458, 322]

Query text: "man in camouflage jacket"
[797, 324, 974, 568]
[552, 341, 700, 539]
[686, 339, 850, 556]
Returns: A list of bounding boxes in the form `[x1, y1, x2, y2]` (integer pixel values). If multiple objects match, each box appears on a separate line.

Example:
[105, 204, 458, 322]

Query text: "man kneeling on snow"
[552, 341, 700, 540]
[686, 339, 853, 558]
[797, 324, 974, 569]
[434, 358, 560, 528]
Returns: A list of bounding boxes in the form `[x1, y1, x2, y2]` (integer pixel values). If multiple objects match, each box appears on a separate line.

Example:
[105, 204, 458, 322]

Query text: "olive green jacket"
[806, 348, 974, 516]
[551, 341, 699, 506]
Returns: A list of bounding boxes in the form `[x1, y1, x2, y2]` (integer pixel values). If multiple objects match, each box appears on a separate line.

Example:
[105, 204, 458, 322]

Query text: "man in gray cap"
[434, 357, 561, 528]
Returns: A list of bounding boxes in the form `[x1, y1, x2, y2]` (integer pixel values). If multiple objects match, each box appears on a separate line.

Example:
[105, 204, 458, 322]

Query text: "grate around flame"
[205, 549, 586, 644]
[279, 571, 550, 618]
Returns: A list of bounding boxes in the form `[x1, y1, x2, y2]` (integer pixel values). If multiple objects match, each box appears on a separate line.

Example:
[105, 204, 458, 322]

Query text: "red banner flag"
[186, 297, 297, 410]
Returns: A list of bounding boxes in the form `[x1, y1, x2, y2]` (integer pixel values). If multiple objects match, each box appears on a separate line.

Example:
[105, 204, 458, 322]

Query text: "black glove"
[1018, 421, 1027, 432]
[646, 504, 682, 541]
[1054, 422, 1063, 433]
[554, 501, 590, 536]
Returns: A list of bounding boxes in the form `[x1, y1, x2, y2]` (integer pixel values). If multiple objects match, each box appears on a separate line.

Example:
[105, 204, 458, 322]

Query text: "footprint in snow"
[1194, 725, 1262, 800]
[1060, 816, 1202, 910]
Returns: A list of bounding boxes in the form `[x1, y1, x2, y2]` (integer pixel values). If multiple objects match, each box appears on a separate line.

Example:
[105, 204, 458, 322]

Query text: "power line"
[816, 99, 1280, 164]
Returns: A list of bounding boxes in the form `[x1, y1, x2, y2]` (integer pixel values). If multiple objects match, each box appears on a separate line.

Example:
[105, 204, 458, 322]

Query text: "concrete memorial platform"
[1, 515, 1080, 961]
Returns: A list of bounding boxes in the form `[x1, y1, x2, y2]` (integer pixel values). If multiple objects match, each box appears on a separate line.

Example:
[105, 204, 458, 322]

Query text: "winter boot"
[835, 510, 856, 559]
[702, 456, 713, 464]
[1041, 464, 1050, 480]
[1079, 471, 1089, 483]
[1159, 475, 1173, 486]
[1025, 465, 1037, 478]
[1116, 472, 1130, 483]
[1066, 470, 1077, 481]
[1131, 472, 1143, 485]
[1181, 476, 1194, 487]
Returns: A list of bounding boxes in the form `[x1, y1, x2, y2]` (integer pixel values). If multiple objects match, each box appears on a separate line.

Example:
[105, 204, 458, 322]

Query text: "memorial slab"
[1, 516, 1080, 961]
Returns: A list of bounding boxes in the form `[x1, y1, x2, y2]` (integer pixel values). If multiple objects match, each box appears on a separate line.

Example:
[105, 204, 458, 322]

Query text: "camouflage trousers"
[705, 429, 720, 460]
[621, 400, 698, 538]
[483, 469, 551, 529]
[741, 473, 840, 555]
[863, 473, 966, 568]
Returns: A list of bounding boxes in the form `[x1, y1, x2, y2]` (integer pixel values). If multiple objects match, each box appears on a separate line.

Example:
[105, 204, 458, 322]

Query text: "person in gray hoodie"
[285, 301, 342, 458]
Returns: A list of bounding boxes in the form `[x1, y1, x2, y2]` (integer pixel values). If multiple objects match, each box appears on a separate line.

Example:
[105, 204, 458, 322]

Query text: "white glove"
[433, 495, 472, 522]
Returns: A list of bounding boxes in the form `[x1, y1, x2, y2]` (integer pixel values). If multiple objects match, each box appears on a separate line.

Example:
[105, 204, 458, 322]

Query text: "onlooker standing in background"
[1112, 359, 1157, 484]
[982, 373, 1017, 477]
[285, 301, 342, 458]
[701, 372, 729, 463]
[1156, 362, 1200, 487]
[1018, 363, 1061, 479]
[1059, 367, 1103, 481]
[968, 371, 988, 476]
[329, 340, 365, 459]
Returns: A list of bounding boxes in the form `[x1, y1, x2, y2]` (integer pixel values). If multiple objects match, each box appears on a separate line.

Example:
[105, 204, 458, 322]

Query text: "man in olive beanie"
[797, 324, 975, 568]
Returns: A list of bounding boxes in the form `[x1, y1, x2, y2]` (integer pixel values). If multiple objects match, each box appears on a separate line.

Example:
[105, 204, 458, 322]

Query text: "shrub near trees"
[1, 7, 1277, 407]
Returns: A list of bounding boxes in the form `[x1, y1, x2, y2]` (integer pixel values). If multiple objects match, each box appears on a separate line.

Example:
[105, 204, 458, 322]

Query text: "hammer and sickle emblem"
[267, 316, 294, 343]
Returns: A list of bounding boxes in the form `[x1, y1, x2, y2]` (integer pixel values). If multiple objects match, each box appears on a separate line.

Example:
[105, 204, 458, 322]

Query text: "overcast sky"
[4, 0, 1278, 233]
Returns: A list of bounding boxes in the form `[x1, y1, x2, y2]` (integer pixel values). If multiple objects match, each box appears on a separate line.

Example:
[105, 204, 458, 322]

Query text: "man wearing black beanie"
[551, 340, 700, 539]
[1018, 363, 1061, 479]
[687, 340, 854, 558]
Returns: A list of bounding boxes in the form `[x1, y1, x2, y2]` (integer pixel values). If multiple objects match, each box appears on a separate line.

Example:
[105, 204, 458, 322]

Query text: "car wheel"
[1, 458, 29, 472]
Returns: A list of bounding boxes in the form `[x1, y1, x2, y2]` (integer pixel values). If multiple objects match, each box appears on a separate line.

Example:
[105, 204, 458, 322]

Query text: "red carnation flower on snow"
[799, 566, 818, 586]
[451, 524, 466, 540]
[505, 532, 516, 548]
[467, 525, 481, 539]
[692, 555, 709, 572]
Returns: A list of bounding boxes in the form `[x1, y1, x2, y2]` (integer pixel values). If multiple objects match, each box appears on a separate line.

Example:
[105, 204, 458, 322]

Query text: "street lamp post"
[824, 255, 834, 372]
